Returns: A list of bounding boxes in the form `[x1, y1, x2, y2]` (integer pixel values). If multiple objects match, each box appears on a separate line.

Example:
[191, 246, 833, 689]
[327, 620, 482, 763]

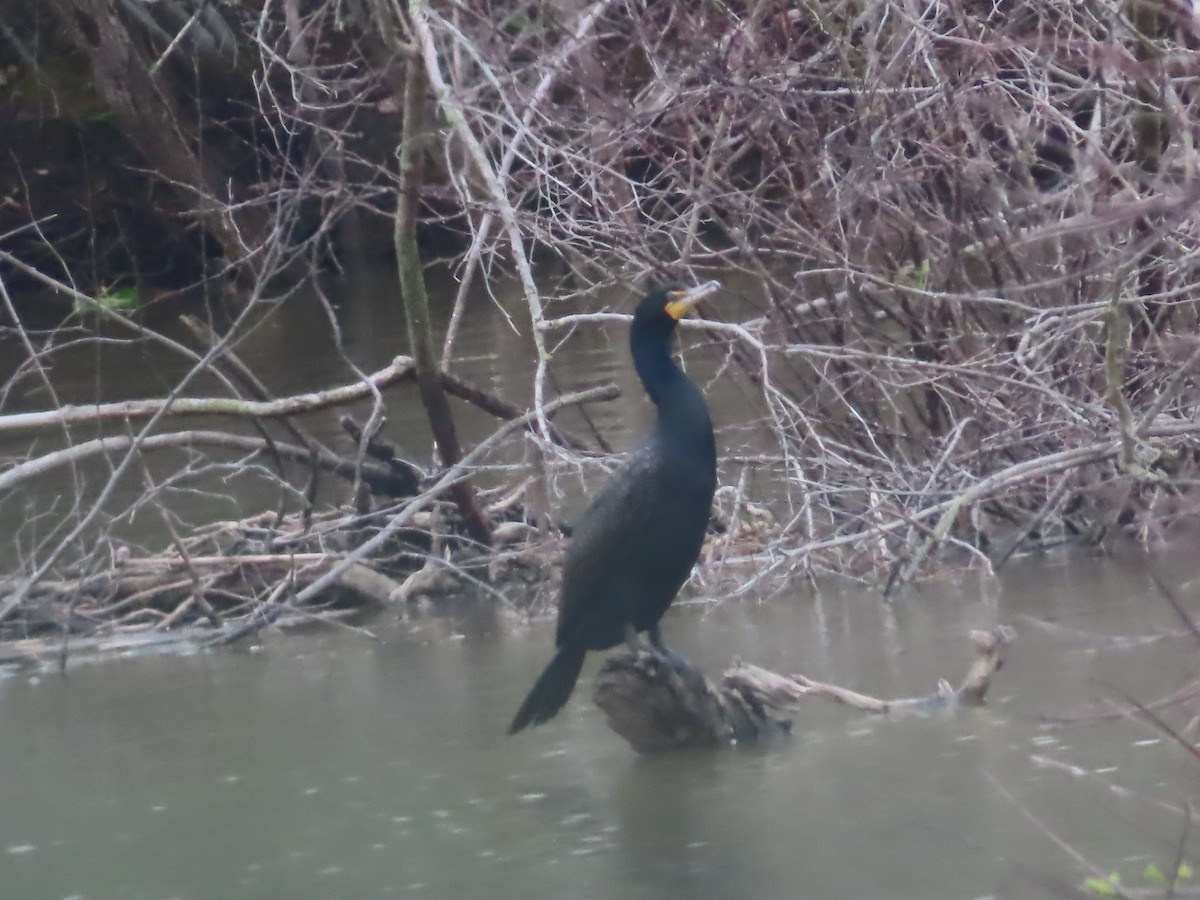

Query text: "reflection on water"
[0, 549, 1197, 899]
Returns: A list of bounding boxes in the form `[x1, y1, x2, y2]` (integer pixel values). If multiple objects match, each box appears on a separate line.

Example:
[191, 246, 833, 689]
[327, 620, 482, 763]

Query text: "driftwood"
[0, 497, 534, 669]
[0, 361, 619, 651]
[0, 537, 404, 643]
[593, 627, 1015, 753]
[593, 649, 793, 752]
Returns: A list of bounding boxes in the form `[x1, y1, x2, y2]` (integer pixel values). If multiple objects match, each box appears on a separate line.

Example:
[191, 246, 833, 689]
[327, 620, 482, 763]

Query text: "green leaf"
[97, 286, 139, 311]
[913, 259, 930, 291]
[1143, 863, 1165, 884]
[1081, 872, 1120, 896]
[896, 258, 931, 291]
[74, 285, 141, 317]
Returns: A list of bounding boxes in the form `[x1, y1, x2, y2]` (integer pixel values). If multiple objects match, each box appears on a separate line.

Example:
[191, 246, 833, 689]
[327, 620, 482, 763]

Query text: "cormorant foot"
[623, 623, 644, 654]
[652, 646, 691, 670]
[645, 624, 689, 668]
[647, 623, 667, 652]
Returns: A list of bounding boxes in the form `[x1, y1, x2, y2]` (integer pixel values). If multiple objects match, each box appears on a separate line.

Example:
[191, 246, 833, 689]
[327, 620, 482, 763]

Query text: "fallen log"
[593, 627, 1015, 753]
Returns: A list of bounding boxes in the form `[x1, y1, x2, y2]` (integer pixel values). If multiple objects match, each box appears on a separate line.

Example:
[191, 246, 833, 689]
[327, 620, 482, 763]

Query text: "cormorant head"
[632, 281, 721, 339]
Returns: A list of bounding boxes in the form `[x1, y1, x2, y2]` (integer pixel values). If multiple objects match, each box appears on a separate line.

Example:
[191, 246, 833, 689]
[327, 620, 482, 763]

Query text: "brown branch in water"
[732, 626, 1015, 713]
[594, 628, 1014, 753]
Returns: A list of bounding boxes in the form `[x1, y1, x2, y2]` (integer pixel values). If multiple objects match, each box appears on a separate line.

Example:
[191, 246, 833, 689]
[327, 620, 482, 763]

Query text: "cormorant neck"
[630, 324, 715, 494]
[632, 328, 685, 408]
[631, 328, 710, 437]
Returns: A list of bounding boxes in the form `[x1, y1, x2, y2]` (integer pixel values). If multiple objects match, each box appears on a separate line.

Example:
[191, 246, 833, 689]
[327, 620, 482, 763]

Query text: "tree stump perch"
[593, 627, 1015, 753]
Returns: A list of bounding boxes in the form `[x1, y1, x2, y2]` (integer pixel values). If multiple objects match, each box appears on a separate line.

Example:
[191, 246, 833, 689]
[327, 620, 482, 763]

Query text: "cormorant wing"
[555, 445, 661, 646]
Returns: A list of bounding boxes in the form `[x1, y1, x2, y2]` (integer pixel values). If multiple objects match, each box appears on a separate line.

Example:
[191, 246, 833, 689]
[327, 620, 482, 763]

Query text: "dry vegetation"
[0, 0, 1198, 655]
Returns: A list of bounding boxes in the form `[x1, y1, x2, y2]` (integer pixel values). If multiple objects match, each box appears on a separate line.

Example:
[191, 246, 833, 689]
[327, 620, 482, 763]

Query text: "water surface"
[1, 548, 1197, 899]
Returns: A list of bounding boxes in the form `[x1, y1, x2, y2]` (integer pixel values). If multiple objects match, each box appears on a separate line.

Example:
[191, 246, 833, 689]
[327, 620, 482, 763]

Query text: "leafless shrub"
[1, 0, 1199, 645]
[387, 0, 1200, 590]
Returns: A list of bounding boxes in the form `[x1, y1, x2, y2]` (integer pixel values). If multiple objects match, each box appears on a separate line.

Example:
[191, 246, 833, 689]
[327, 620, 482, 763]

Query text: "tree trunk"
[45, 0, 266, 275]
[1128, 0, 1172, 333]
[394, 48, 491, 547]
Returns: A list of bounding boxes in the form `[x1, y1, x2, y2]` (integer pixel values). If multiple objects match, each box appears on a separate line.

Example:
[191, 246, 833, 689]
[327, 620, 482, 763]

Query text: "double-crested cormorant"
[509, 281, 720, 734]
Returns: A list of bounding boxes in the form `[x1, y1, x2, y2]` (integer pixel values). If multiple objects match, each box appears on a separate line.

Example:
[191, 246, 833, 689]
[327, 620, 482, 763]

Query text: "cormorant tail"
[508, 644, 586, 735]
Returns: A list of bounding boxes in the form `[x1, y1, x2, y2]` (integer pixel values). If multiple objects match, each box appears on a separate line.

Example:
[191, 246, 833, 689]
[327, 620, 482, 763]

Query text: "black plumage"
[509, 281, 720, 734]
